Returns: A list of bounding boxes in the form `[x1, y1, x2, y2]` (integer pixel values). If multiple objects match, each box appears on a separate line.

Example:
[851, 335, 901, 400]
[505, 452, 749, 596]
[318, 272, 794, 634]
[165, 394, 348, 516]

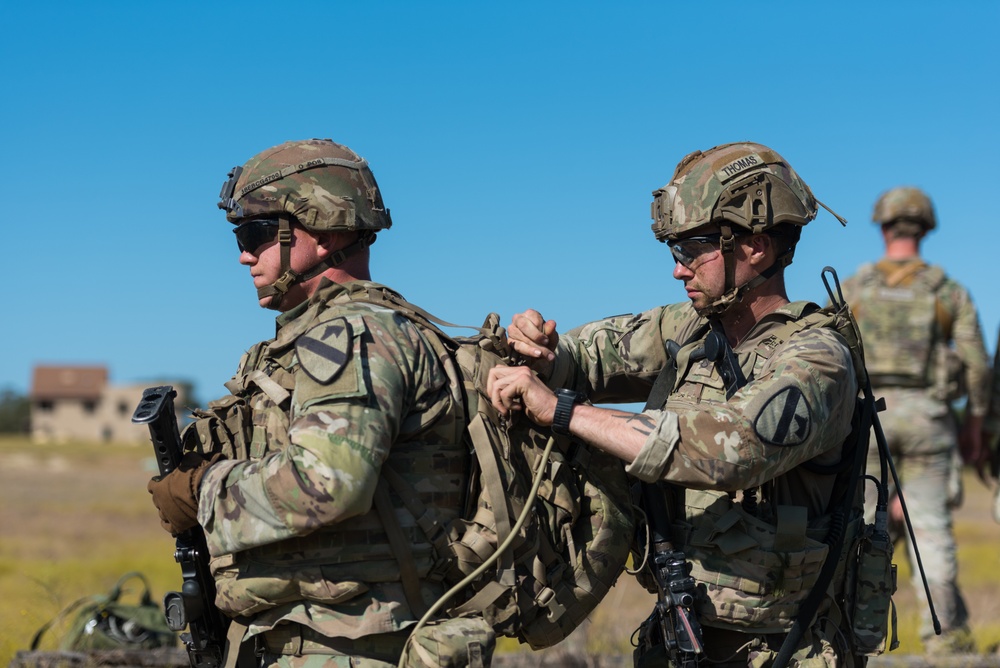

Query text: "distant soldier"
[147, 139, 493, 666]
[841, 186, 990, 655]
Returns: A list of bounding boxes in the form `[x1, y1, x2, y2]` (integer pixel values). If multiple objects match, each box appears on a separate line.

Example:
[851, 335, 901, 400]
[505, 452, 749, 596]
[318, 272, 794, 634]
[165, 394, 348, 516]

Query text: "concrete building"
[29, 365, 189, 444]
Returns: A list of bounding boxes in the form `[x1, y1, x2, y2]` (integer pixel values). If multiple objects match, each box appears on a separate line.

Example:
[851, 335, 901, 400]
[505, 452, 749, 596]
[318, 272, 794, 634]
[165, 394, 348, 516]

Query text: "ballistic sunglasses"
[233, 218, 281, 254]
[666, 233, 726, 268]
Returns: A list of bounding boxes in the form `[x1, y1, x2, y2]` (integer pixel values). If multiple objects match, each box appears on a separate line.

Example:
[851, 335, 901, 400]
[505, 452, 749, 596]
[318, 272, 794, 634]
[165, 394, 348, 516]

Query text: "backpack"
[29, 571, 177, 652]
[345, 285, 637, 650]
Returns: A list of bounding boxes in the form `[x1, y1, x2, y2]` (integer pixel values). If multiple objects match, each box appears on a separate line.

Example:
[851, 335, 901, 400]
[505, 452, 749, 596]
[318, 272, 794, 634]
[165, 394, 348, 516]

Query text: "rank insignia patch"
[296, 318, 352, 384]
[754, 386, 811, 446]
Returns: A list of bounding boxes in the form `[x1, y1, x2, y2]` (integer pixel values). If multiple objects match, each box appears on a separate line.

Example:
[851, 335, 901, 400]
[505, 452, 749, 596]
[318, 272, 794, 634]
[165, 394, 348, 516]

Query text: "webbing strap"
[380, 463, 452, 558]
[450, 579, 509, 617]
[373, 480, 429, 618]
[644, 324, 710, 410]
[236, 157, 370, 199]
[468, 414, 515, 582]
[223, 620, 249, 668]
[880, 259, 927, 288]
[245, 370, 290, 407]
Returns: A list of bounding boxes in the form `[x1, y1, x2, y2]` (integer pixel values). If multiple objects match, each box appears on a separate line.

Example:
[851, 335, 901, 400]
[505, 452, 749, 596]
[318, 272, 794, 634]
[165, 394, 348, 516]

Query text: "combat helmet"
[650, 142, 839, 316]
[218, 138, 392, 307]
[872, 186, 936, 231]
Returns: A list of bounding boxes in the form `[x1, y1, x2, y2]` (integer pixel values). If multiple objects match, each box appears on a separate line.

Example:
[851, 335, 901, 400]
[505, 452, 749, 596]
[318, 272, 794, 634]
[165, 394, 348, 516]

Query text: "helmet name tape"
[715, 153, 763, 182]
[236, 156, 370, 200]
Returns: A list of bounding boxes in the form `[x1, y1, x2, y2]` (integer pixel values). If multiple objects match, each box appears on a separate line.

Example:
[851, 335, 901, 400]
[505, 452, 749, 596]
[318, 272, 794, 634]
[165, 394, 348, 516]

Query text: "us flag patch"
[754, 386, 811, 446]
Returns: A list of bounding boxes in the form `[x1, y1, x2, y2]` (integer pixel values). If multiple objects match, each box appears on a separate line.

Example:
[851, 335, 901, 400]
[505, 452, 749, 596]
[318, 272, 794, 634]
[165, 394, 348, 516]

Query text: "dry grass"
[3, 434, 1000, 666]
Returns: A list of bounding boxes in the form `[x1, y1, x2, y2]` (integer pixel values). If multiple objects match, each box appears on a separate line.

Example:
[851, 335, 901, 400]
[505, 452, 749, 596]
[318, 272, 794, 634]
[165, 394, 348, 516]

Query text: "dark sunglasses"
[233, 219, 280, 254]
[666, 233, 724, 268]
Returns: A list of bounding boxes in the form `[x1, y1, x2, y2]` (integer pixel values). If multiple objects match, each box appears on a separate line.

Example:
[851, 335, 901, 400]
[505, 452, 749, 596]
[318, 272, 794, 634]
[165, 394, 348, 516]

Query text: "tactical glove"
[147, 452, 223, 535]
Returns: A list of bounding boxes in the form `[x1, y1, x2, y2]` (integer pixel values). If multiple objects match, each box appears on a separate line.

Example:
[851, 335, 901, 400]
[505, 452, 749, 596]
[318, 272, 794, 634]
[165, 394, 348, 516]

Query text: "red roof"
[31, 366, 108, 400]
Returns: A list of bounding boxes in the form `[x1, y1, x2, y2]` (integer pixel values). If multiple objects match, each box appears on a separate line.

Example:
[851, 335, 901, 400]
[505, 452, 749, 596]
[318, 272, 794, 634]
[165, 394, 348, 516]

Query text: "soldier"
[147, 139, 494, 666]
[488, 143, 868, 666]
[839, 186, 989, 655]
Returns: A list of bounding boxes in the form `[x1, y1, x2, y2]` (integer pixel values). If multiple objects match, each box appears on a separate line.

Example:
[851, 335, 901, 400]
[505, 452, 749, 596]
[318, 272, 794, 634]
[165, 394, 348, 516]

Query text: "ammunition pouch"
[181, 394, 253, 460]
[680, 491, 836, 634]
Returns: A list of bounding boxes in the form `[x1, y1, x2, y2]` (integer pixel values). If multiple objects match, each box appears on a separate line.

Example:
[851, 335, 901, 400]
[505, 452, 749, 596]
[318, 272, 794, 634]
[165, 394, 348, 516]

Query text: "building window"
[118, 401, 129, 416]
[37, 400, 53, 412]
[83, 400, 97, 414]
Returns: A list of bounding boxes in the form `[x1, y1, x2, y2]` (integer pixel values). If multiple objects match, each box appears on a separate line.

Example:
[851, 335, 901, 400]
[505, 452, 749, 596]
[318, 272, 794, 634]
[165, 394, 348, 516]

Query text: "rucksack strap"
[645, 324, 710, 409]
[373, 479, 429, 619]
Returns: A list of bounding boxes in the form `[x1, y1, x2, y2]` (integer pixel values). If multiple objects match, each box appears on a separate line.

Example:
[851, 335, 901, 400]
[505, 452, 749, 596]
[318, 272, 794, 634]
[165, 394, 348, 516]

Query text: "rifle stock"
[133, 386, 229, 668]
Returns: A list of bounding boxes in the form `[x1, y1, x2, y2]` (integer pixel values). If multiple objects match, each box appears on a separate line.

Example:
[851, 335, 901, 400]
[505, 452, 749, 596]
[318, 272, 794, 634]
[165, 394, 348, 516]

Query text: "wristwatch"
[552, 388, 583, 436]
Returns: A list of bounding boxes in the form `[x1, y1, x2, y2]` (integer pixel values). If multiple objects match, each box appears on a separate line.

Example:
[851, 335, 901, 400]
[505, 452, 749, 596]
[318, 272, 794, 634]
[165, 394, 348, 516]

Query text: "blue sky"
[3, 2, 998, 405]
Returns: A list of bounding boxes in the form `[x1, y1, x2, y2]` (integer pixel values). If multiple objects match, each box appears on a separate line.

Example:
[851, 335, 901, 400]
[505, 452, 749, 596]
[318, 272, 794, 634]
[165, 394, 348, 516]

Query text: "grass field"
[3, 435, 1000, 666]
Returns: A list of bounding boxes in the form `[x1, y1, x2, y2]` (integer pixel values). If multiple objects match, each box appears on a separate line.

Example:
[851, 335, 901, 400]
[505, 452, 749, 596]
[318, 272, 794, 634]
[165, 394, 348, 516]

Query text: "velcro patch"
[296, 318, 352, 384]
[754, 386, 811, 446]
[715, 153, 763, 182]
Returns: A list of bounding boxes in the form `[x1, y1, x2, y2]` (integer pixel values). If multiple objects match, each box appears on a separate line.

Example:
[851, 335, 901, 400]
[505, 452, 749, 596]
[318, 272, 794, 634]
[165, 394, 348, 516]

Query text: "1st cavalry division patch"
[754, 386, 811, 446]
[296, 318, 352, 384]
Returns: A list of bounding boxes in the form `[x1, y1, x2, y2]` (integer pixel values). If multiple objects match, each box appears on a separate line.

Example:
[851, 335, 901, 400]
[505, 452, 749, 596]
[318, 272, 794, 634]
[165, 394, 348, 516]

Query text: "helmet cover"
[871, 186, 936, 231]
[651, 142, 817, 242]
[219, 138, 392, 232]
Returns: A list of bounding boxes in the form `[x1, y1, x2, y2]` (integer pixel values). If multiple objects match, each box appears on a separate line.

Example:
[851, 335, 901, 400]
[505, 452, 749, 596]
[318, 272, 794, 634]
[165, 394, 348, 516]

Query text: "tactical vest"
[182, 286, 468, 619]
[662, 305, 866, 635]
[848, 261, 951, 389]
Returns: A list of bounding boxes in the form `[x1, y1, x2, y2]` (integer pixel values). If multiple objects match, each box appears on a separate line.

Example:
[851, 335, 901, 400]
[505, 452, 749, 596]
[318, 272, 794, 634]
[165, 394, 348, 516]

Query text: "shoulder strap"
[875, 258, 927, 288]
[337, 284, 521, 364]
[644, 323, 710, 410]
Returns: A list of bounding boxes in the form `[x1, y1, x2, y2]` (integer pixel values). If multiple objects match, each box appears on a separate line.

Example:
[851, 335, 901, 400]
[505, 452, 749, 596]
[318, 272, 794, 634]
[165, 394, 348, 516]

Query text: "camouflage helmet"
[218, 138, 392, 232]
[871, 186, 936, 231]
[650, 142, 817, 242]
[217, 139, 390, 310]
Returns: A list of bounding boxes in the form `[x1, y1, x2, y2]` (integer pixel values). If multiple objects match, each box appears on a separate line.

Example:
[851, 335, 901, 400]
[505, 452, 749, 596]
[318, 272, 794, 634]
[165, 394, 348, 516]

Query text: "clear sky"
[3, 1, 998, 405]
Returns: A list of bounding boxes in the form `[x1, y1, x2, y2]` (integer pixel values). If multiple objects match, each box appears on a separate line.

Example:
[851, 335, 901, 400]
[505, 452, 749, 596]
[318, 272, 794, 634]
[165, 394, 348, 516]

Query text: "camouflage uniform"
[546, 299, 861, 667]
[191, 277, 489, 666]
[841, 258, 989, 649]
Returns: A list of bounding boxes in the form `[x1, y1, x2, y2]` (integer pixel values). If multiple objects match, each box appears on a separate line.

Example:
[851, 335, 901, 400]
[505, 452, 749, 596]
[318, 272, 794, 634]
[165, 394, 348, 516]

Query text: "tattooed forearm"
[612, 411, 656, 436]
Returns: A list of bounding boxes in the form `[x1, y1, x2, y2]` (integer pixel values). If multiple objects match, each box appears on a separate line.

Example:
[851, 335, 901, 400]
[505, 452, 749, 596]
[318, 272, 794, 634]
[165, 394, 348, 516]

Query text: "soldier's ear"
[747, 233, 773, 264]
[314, 230, 357, 257]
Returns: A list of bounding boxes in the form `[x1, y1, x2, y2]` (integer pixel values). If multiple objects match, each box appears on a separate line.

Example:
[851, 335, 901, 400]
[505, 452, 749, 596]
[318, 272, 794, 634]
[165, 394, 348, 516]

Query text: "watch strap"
[552, 388, 582, 435]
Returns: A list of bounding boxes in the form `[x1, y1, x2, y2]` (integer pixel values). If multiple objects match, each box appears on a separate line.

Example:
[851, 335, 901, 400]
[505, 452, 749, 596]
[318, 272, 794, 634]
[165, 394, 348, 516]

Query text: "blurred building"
[29, 365, 189, 444]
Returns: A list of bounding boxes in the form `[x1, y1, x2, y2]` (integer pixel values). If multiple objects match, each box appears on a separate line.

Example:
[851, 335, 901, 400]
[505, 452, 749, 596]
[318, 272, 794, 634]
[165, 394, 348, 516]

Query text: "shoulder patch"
[754, 386, 811, 446]
[296, 318, 353, 384]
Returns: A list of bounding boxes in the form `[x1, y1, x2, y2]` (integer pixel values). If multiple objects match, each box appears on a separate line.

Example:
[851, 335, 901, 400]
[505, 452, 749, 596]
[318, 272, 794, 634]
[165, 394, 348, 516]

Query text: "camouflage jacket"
[840, 259, 989, 416]
[548, 300, 859, 633]
[194, 279, 468, 640]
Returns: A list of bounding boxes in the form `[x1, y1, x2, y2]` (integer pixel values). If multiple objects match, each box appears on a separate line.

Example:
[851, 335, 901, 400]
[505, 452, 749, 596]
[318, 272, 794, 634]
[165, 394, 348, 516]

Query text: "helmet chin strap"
[700, 224, 793, 318]
[256, 217, 375, 309]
